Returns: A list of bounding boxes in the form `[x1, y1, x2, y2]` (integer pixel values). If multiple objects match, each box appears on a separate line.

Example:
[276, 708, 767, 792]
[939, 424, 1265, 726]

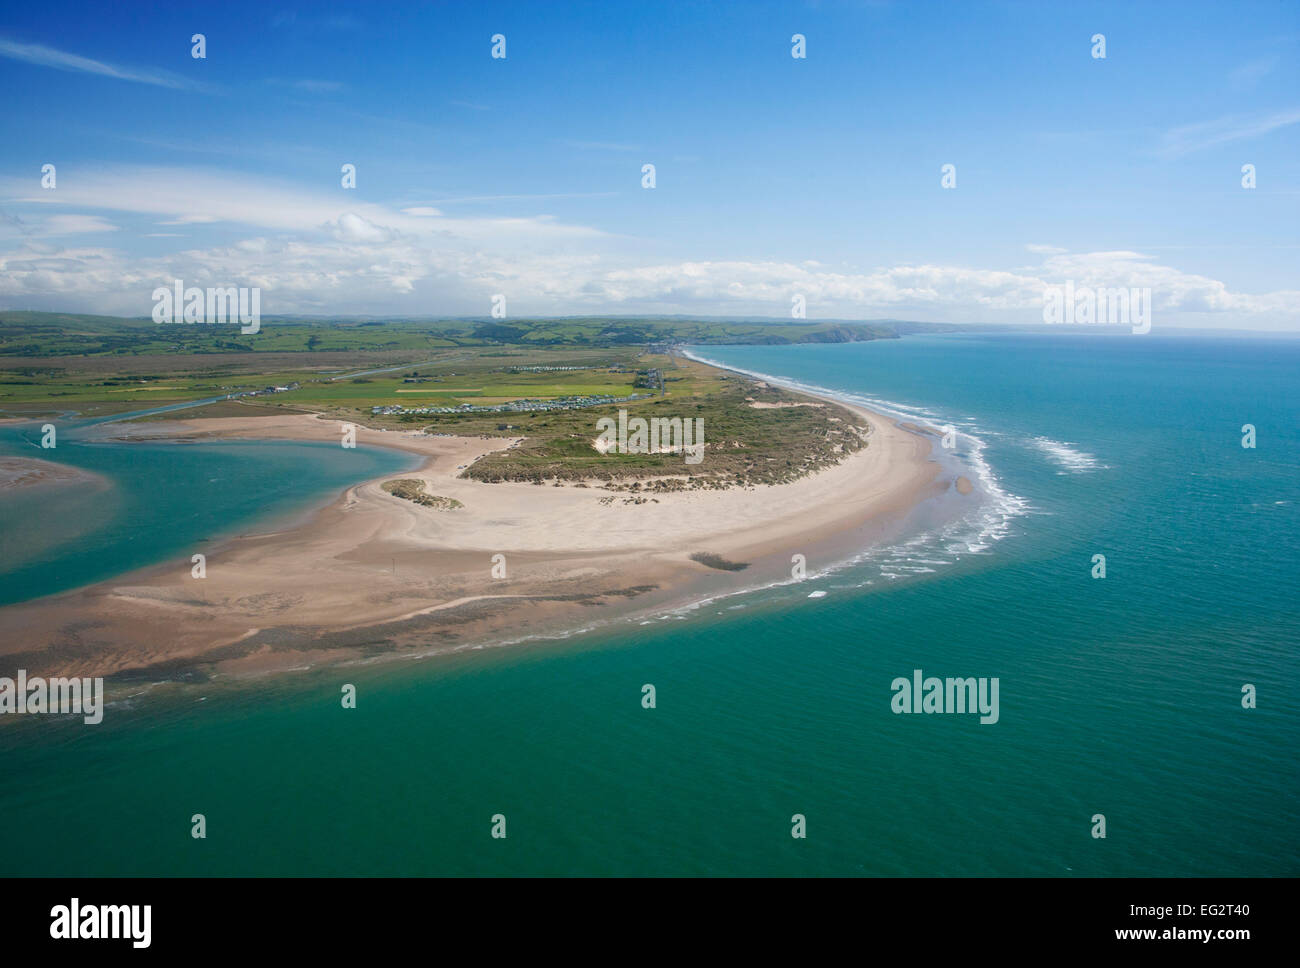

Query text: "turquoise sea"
[1, 332, 1297, 875]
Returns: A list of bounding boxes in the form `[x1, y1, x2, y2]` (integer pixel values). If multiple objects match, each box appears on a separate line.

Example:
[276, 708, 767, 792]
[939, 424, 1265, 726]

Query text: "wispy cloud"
[0, 166, 609, 243]
[1160, 108, 1300, 156]
[0, 211, 117, 238]
[98, 131, 325, 164]
[0, 36, 214, 92]
[267, 77, 346, 93]
[1229, 55, 1279, 91]
[157, 215, 219, 226]
[425, 192, 619, 204]
[559, 139, 640, 152]
[42, 214, 118, 235]
[270, 11, 362, 31]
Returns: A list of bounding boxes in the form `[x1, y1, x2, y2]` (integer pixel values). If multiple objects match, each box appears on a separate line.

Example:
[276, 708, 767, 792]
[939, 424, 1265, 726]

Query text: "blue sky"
[1, 0, 1297, 327]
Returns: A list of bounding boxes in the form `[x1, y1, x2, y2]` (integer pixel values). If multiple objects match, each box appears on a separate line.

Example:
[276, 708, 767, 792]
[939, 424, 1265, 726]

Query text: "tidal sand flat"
[0, 384, 942, 683]
[0, 456, 105, 491]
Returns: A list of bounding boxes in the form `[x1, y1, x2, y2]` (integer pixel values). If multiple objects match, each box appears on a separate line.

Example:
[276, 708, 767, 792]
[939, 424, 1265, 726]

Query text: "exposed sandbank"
[0, 456, 105, 491]
[0, 383, 952, 682]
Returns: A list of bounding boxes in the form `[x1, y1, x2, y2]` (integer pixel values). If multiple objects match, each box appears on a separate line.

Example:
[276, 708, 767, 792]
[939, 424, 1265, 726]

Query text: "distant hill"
[0, 311, 916, 357]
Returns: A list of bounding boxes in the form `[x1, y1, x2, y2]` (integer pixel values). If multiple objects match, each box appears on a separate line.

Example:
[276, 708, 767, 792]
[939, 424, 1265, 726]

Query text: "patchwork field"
[0, 313, 874, 487]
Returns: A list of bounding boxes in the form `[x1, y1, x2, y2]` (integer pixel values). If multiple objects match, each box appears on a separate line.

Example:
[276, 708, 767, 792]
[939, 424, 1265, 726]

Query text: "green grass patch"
[381, 478, 463, 511]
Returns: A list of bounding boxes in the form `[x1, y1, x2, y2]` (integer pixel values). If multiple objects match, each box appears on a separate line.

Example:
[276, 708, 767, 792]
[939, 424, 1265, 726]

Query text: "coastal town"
[223, 381, 300, 400]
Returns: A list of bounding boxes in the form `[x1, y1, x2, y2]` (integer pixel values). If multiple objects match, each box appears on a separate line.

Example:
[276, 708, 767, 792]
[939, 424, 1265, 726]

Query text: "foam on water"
[682, 347, 1033, 587]
[1030, 436, 1107, 473]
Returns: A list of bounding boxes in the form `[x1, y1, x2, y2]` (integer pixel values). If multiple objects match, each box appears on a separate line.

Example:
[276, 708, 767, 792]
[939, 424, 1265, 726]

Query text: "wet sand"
[0, 456, 104, 491]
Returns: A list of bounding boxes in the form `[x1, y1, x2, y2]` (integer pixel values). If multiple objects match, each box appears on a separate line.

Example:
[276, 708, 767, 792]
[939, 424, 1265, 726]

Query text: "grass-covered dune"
[381, 479, 463, 510]
[451, 356, 868, 489]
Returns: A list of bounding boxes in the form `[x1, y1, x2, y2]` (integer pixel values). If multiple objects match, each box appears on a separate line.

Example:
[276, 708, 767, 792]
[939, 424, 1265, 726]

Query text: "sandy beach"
[0, 386, 949, 682]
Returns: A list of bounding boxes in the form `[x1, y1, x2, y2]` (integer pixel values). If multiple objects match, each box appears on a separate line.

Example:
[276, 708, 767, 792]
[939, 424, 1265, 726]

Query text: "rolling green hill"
[0, 312, 902, 357]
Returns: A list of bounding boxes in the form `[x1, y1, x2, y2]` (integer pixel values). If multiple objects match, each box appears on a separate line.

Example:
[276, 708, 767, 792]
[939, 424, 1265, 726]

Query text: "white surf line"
[680, 345, 1033, 558]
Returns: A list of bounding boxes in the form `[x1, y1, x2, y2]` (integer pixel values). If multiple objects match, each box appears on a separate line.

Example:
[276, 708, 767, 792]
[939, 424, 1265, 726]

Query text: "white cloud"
[1160, 108, 1300, 156]
[1, 168, 1296, 327]
[326, 213, 398, 244]
[1036, 250, 1298, 314]
[3, 238, 1296, 326]
[1, 167, 607, 246]
[157, 215, 219, 225]
[0, 36, 214, 92]
[42, 214, 118, 235]
[0, 212, 117, 239]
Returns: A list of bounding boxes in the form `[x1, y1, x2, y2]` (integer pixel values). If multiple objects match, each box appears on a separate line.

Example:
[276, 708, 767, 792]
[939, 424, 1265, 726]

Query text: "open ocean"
[1, 332, 1297, 875]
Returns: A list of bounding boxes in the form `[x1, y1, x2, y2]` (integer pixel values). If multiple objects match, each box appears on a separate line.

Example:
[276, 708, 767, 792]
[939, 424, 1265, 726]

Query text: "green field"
[448, 355, 867, 488]
[0, 311, 902, 358]
[0, 313, 873, 487]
